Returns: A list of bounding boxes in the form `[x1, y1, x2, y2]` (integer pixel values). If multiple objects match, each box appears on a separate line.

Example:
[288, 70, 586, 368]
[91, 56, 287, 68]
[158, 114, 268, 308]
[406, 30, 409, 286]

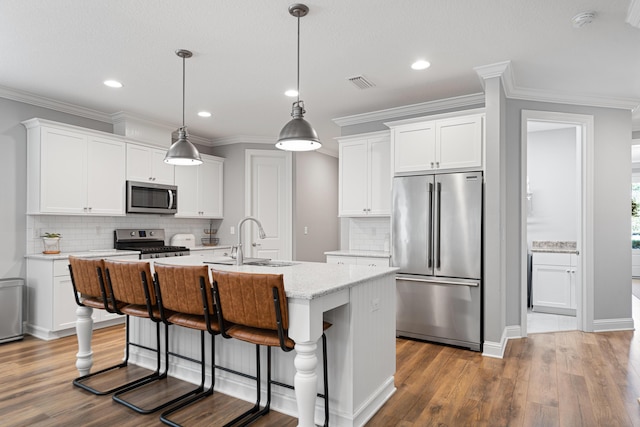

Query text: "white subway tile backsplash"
[348, 217, 390, 251]
[26, 215, 222, 255]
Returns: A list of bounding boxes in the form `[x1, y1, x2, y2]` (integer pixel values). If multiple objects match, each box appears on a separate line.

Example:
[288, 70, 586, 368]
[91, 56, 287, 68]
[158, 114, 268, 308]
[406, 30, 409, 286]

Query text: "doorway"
[244, 149, 293, 260]
[520, 110, 595, 336]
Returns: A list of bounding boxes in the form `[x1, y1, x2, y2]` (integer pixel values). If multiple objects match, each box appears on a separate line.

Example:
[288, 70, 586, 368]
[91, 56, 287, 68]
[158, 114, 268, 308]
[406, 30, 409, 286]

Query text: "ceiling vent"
[347, 75, 375, 89]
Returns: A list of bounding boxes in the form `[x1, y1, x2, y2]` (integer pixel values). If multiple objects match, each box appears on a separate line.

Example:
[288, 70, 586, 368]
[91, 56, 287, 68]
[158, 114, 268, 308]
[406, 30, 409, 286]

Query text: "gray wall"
[294, 151, 339, 262]
[209, 144, 339, 262]
[504, 99, 632, 327]
[0, 97, 112, 279]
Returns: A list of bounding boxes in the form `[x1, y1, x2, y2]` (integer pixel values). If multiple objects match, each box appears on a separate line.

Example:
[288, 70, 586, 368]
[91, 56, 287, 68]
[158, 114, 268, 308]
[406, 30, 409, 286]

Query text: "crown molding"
[210, 135, 275, 146]
[475, 60, 640, 111]
[627, 0, 640, 28]
[0, 84, 112, 123]
[332, 93, 486, 127]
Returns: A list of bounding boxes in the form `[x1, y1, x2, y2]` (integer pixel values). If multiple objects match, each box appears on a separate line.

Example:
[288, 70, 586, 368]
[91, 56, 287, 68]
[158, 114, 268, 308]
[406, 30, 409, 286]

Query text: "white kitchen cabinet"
[26, 253, 138, 340]
[338, 131, 391, 217]
[175, 154, 224, 218]
[326, 254, 390, 267]
[388, 113, 483, 174]
[126, 143, 175, 185]
[532, 252, 577, 315]
[23, 118, 126, 216]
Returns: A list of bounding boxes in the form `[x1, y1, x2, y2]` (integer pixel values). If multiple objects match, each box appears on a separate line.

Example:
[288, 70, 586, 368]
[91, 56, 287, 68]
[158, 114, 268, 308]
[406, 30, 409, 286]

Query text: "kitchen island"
[74, 255, 398, 427]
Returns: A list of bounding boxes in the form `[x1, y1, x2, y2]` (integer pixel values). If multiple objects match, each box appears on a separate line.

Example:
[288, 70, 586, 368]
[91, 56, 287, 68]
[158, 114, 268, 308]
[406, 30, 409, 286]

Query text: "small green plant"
[42, 232, 61, 238]
[633, 200, 639, 217]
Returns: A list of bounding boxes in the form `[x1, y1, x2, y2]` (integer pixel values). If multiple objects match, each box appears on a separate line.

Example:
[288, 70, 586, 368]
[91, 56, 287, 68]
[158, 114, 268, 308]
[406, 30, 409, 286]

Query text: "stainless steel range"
[114, 229, 190, 259]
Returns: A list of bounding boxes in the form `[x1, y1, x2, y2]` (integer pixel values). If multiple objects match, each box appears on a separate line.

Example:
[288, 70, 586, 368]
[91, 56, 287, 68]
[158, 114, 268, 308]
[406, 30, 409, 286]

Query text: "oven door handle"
[168, 189, 174, 209]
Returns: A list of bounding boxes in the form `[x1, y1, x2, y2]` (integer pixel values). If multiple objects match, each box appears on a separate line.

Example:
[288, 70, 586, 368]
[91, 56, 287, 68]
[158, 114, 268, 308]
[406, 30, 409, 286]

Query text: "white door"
[245, 149, 292, 260]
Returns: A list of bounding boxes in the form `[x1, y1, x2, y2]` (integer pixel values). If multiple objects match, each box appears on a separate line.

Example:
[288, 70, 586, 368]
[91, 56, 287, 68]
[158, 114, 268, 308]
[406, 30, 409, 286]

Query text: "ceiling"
[1, 0, 639, 156]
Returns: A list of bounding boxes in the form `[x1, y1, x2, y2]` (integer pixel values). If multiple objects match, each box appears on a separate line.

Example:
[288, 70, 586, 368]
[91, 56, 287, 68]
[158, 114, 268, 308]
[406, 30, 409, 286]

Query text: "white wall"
[527, 127, 578, 244]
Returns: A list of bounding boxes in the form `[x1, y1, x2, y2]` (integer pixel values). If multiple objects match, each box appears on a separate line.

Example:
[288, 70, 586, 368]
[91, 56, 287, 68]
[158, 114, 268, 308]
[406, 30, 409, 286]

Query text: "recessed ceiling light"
[103, 80, 123, 88]
[197, 111, 212, 118]
[411, 60, 431, 71]
[285, 89, 298, 97]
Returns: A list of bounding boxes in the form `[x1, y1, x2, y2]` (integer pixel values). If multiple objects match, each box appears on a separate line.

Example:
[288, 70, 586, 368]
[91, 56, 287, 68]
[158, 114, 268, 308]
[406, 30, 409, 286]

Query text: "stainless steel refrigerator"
[392, 172, 482, 351]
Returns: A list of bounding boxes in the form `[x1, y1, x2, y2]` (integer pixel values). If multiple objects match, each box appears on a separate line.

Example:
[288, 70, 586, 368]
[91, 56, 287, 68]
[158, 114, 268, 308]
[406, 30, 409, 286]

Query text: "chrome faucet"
[236, 216, 266, 265]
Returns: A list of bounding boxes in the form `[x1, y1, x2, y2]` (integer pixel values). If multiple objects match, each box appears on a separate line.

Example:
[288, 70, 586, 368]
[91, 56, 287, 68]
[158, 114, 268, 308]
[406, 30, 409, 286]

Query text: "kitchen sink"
[244, 260, 297, 267]
[204, 257, 296, 267]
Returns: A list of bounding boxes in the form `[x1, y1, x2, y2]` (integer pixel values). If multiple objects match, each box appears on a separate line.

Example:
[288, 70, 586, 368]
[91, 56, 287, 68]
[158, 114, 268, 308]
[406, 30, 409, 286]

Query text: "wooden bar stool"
[103, 259, 201, 415]
[152, 264, 220, 427]
[211, 270, 331, 427]
[68, 256, 159, 395]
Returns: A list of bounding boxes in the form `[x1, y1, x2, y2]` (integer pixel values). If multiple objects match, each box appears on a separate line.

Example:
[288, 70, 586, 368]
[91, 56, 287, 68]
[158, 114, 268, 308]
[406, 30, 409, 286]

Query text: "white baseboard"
[592, 317, 634, 332]
[482, 325, 521, 359]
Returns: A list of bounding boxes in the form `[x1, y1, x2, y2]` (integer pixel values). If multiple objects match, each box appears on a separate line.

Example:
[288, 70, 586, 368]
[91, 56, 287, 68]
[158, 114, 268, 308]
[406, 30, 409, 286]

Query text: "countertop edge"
[25, 250, 141, 260]
[324, 250, 391, 258]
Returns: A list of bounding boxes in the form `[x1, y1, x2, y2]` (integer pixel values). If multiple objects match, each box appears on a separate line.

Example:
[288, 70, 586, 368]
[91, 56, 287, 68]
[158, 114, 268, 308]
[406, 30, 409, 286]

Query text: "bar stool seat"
[153, 264, 221, 427]
[68, 256, 158, 396]
[212, 270, 331, 427]
[104, 259, 203, 416]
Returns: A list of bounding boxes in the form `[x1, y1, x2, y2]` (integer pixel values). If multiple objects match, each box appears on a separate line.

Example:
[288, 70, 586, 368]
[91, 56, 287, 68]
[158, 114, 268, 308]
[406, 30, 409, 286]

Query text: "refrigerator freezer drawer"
[396, 276, 481, 351]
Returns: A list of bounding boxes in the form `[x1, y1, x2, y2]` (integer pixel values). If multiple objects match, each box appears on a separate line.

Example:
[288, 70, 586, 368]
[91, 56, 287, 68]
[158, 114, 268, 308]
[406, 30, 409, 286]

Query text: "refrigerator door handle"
[396, 274, 479, 287]
[427, 182, 433, 269]
[435, 181, 441, 269]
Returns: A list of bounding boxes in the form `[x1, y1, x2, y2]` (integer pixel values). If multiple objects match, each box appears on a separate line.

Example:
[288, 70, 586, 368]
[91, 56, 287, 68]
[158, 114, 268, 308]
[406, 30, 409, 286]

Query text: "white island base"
[75, 257, 398, 427]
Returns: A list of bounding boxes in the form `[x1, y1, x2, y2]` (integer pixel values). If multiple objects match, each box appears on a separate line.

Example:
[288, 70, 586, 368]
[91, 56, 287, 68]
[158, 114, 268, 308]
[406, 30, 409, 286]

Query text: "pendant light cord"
[182, 55, 186, 128]
[296, 12, 301, 105]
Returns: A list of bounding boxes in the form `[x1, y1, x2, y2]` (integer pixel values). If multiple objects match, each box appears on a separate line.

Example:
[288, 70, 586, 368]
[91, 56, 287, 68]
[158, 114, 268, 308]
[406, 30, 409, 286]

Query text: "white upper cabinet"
[24, 119, 126, 216]
[126, 143, 175, 185]
[175, 154, 224, 218]
[388, 112, 484, 174]
[338, 131, 391, 217]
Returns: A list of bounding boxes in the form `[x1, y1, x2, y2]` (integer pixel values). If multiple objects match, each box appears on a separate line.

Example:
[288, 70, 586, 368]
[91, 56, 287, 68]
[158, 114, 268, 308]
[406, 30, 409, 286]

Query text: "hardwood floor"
[2, 323, 640, 426]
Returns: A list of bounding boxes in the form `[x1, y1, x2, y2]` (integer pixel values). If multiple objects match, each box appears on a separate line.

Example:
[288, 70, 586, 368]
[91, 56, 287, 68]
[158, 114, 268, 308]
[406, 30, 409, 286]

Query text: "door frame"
[520, 110, 595, 335]
[244, 149, 293, 260]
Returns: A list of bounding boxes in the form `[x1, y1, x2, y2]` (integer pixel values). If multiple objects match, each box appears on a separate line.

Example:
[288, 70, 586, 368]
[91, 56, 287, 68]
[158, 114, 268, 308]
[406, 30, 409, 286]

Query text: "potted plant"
[42, 232, 62, 254]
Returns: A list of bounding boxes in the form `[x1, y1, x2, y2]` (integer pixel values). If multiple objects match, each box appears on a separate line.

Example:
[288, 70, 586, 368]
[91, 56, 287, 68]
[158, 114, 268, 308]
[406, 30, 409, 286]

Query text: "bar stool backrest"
[154, 264, 215, 315]
[212, 270, 288, 330]
[68, 256, 107, 298]
[104, 260, 156, 306]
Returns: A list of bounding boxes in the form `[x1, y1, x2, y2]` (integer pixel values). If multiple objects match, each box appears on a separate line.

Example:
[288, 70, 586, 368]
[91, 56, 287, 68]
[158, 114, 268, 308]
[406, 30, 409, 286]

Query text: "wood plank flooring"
[1, 324, 640, 426]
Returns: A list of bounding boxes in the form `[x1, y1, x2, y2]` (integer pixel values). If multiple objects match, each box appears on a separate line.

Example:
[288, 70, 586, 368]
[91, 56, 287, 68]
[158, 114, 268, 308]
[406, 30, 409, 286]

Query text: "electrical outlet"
[230, 226, 235, 235]
[304, 226, 308, 235]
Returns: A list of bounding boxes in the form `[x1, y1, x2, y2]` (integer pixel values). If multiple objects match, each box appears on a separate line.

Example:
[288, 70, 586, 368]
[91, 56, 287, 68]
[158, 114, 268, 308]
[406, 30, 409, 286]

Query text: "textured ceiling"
[1, 0, 638, 155]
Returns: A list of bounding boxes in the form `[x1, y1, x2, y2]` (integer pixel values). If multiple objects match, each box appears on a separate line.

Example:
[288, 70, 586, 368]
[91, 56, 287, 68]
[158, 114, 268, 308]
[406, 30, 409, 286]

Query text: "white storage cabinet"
[126, 143, 175, 185]
[338, 131, 391, 217]
[175, 154, 224, 218]
[388, 113, 483, 174]
[532, 252, 578, 315]
[26, 254, 139, 340]
[24, 118, 126, 216]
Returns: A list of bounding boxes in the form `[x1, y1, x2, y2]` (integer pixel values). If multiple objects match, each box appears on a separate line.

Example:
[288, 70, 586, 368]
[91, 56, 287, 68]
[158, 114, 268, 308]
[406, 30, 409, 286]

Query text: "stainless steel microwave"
[126, 181, 177, 214]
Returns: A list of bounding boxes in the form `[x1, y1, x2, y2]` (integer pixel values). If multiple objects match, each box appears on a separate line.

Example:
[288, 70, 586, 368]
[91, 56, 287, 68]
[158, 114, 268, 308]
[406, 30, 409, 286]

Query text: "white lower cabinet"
[27, 254, 138, 340]
[326, 254, 390, 267]
[532, 252, 577, 315]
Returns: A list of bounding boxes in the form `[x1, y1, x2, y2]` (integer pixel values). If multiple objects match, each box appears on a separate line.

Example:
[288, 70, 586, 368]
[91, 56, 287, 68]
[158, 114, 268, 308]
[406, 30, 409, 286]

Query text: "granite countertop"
[155, 255, 398, 300]
[530, 241, 578, 254]
[324, 249, 391, 258]
[25, 249, 140, 260]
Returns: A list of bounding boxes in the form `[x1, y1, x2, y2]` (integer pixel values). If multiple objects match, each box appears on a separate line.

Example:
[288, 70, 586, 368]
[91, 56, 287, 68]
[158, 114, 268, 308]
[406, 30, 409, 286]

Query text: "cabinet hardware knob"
[436, 162, 440, 168]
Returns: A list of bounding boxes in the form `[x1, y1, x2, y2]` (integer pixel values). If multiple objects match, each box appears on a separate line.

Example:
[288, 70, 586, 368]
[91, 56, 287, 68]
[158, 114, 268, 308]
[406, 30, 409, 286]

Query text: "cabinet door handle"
[436, 161, 440, 168]
[430, 162, 434, 168]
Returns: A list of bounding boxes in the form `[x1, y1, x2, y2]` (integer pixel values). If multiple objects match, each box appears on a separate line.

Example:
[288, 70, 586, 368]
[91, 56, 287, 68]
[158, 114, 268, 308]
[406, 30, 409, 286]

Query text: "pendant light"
[164, 49, 203, 165]
[276, 3, 321, 152]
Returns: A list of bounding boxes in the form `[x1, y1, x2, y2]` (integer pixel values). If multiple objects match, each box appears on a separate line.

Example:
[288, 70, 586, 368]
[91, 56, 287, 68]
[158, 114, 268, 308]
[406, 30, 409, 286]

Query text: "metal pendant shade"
[164, 49, 202, 165]
[276, 3, 321, 152]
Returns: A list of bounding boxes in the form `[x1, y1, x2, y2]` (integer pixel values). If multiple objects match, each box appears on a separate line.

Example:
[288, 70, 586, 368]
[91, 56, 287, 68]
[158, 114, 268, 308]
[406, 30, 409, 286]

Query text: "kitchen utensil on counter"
[202, 221, 219, 246]
[170, 233, 196, 249]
